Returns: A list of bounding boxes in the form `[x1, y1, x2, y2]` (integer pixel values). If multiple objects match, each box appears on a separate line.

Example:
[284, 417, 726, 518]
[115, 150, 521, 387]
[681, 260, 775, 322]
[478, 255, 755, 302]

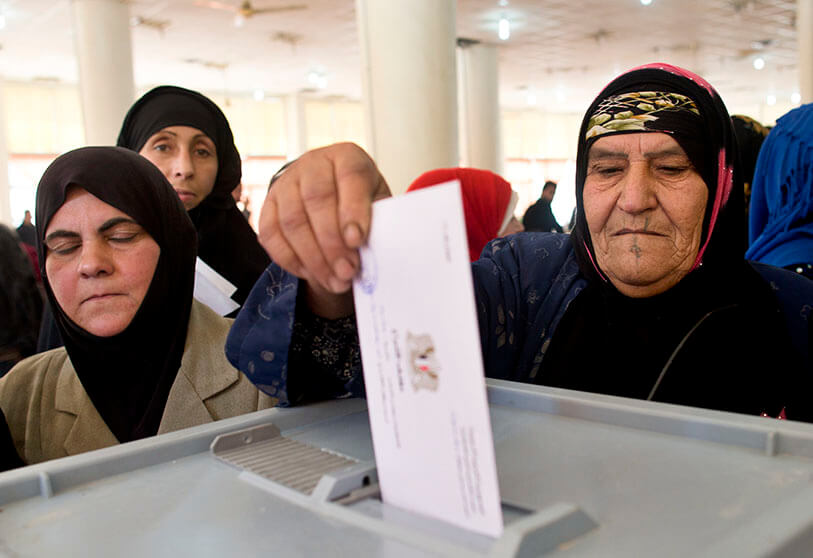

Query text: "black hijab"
[117, 86, 270, 305]
[36, 147, 197, 442]
[540, 64, 810, 420]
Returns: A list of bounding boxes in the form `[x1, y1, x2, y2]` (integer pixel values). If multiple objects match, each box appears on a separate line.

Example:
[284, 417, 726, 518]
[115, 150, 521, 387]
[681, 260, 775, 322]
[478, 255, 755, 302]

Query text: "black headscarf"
[36, 147, 197, 442]
[540, 64, 810, 420]
[117, 86, 270, 305]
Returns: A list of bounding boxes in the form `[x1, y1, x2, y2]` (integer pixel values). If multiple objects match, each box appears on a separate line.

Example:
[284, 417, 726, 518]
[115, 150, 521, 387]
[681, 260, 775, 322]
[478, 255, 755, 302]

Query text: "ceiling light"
[526, 93, 537, 106]
[499, 0, 508, 6]
[641, 0, 653, 5]
[791, 92, 801, 104]
[253, 89, 265, 101]
[498, 17, 510, 41]
[753, 57, 765, 70]
[766, 94, 776, 106]
[233, 14, 246, 27]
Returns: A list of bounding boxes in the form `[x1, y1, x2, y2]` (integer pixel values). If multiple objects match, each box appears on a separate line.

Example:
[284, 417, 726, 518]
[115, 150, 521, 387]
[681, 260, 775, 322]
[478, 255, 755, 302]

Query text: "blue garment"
[226, 233, 586, 401]
[227, 232, 812, 409]
[746, 103, 813, 268]
[224, 263, 298, 405]
[472, 233, 586, 382]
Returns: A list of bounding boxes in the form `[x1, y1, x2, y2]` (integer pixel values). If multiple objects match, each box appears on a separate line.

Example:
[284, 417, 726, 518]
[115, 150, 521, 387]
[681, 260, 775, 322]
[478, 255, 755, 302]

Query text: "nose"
[78, 239, 114, 278]
[171, 147, 194, 179]
[616, 161, 658, 215]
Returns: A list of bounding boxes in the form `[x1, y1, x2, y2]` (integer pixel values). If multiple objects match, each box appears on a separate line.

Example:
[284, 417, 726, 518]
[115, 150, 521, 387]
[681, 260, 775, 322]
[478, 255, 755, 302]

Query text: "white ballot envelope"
[352, 181, 504, 537]
[194, 257, 240, 316]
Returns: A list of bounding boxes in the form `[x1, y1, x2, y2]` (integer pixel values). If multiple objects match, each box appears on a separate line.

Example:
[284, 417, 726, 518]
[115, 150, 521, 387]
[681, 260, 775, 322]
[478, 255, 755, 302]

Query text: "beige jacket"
[0, 300, 277, 465]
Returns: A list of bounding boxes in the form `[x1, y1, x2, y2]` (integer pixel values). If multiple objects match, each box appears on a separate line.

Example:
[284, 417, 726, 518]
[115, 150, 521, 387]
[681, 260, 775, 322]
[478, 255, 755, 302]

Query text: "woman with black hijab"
[0, 147, 275, 465]
[117, 85, 270, 308]
[225, 63, 813, 421]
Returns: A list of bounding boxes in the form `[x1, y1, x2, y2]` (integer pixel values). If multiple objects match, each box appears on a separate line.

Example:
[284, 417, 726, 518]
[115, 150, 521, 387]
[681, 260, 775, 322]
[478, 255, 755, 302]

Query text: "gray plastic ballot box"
[2, 379, 813, 557]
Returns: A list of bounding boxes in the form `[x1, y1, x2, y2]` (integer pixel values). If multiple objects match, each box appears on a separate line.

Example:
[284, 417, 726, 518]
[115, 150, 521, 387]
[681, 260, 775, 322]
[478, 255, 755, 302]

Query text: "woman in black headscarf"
[117, 85, 270, 307]
[225, 63, 813, 422]
[0, 147, 274, 465]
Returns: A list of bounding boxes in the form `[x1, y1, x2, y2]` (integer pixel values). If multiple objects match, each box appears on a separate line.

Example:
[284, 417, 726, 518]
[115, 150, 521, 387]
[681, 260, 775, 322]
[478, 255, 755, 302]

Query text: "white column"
[800, 0, 813, 103]
[457, 41, 502, 174]
[356, 0, 458, 194]
[285, 93, 308, 161]
[0, 80, 11, 226]
[71, 0, 135, 145]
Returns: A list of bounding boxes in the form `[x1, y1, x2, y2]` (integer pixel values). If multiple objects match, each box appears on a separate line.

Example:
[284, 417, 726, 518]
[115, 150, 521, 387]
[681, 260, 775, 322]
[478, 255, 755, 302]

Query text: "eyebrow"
[45, 217, 140, 243]
[153, 130, 213, 144]
[588, 147, 689, 161]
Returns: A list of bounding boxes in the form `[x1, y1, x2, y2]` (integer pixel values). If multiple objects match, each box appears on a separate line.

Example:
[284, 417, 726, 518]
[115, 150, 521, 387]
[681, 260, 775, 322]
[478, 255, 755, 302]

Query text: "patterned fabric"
[585, 91, 700, 140]
[225, 263, 298, 405]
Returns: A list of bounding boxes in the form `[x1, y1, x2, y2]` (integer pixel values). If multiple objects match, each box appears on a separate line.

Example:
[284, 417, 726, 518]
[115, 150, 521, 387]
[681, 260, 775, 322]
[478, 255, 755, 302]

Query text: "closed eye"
[46, 239, 81, 255]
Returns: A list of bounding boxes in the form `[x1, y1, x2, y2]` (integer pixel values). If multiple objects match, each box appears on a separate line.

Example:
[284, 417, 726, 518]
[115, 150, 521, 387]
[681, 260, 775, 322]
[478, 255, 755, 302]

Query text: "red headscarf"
[408, 168, 514, 262]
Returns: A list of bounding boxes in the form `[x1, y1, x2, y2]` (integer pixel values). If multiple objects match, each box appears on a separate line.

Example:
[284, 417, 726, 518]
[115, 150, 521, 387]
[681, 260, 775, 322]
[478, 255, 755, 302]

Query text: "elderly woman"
[408, 167, 524, 262]
[117, 85, 270, 307]
[0, 147, 275, 466]
[227, 64, 812, 420]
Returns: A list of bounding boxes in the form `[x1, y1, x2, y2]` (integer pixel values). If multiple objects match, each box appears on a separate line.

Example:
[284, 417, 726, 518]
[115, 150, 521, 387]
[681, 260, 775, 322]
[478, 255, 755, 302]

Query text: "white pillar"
[285, 93, 308, 161]
[356, 0, 458, 194]
[71, 0, 135, 145]
[800, 0, 813, 103]
[457, 41, 502, 174]
[0, 80, 11, 227]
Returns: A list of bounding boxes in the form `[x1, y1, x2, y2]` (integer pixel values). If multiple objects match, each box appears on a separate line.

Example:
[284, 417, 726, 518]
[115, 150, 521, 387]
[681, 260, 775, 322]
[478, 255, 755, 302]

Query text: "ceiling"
[0, 0, 802, 114]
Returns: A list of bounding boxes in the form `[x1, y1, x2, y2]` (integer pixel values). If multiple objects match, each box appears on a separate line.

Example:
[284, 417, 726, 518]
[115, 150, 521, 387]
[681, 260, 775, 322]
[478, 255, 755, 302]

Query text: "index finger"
[330, 144, 392, 250]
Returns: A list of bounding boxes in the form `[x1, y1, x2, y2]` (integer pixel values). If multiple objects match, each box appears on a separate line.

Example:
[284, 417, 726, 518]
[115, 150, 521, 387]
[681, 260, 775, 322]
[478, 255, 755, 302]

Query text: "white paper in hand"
[352, 181, 503, 537]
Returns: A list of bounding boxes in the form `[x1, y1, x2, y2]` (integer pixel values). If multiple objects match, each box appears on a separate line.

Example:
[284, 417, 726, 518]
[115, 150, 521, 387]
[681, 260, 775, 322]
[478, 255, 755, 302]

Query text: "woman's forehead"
[46, 187, 136, 232]
[588, 132, 688, 158]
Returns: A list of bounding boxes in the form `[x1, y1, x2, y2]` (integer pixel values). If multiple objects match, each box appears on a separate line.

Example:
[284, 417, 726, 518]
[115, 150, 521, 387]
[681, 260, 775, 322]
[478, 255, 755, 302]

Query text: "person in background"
[0, 224, 42, 376]
[117, 86, 270, 307]
[227, 63, 813, 421]
[407, 168, 524, 262]
[731, 114, 770, 241]
[1, 147, 275, 466]
[522, 181, 563, 233]
[16, 210, 36, 247]
[746, 103, 813, 279]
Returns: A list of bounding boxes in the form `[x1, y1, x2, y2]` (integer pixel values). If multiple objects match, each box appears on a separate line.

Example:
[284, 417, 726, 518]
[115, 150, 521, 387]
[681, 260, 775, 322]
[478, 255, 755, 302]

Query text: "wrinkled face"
[139, 125, 218, 210]
[44, 188, 160, 337]
[583, 132, 708, 298]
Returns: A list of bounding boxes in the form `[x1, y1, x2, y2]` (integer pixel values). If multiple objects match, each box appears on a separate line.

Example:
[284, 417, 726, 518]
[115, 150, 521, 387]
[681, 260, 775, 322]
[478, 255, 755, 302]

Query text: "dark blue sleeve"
[225, 262, 364, 406]
[472, 233, 585, 383]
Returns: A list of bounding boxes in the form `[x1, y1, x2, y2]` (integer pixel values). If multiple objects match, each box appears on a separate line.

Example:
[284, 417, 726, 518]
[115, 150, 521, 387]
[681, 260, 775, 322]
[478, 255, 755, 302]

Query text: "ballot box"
[2, 378, 813, 557]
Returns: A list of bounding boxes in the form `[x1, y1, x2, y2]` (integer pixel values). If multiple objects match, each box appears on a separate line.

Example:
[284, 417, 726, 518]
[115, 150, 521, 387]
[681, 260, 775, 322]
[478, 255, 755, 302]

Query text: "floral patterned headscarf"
[571, 63, 743, 283]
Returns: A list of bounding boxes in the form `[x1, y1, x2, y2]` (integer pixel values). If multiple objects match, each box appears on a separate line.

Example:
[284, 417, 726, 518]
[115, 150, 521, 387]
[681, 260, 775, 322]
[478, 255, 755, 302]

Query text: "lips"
[174, 189, 195, 202]
[613, 229, 665, 236]
[82, 293, 122, 304]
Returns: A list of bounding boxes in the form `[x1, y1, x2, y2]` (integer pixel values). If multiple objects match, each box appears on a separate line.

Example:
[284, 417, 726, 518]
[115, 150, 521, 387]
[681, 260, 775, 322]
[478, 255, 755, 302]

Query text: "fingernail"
[343, 222, 363, 247]
[329, 276, 350, 293]
[333, 257, 356, 280]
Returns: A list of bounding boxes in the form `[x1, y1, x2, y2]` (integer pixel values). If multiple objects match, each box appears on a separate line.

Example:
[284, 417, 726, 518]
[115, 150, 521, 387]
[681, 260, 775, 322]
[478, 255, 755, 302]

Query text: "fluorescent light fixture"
[791, 92, 801, 104]
[766, 94, 776, 106]
[753, 57, 765, 70]
[641, 0, 653, 5]
[253, 89, 265, 101]
[526, 93, 537, 106]
[498, 17, 510, 40]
